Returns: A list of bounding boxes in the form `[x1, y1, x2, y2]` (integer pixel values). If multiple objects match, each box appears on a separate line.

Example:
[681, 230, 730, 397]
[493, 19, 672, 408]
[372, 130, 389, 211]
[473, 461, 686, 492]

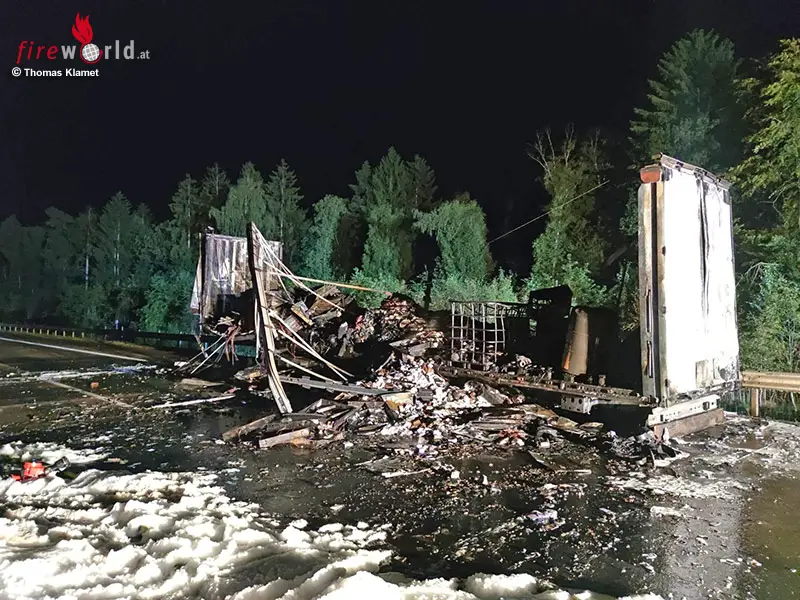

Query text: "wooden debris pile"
[221, 354, 604, 455]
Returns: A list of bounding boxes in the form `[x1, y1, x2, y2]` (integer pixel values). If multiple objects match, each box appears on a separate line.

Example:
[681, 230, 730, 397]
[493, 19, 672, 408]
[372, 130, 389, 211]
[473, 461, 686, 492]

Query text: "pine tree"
[209, 162, 268, 237]
[630, 29, 741, 172]
[19, 226, 45, 320]
[94, 193, 133, 289]
[92, 193, 154, 325]
[350, 161, 373, 215]
[409, 154, 438, 211]
[361, 147, 416, 281]
[54, 207, 104, 328]
[169, 175, 202, 252]
[302, 195, 350, 280]
[0, 217, 26, 318]
[263, 159, 308, 270]
[42, 207, 77, 317]
[200, 163, 230, 213]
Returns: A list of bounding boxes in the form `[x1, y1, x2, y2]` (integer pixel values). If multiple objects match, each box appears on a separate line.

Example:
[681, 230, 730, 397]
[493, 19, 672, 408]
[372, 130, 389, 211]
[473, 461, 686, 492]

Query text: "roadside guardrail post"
[750, 388, 760, 417]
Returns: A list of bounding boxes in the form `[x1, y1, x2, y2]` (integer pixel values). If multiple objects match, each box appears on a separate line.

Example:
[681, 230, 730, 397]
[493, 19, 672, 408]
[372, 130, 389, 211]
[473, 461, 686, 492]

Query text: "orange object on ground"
[90, 381, 100, 390]
[10, 461, 46, 482]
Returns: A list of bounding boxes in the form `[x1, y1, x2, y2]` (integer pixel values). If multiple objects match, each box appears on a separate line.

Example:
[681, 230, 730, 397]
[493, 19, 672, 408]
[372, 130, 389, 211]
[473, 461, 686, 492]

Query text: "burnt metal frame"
[449, 301, 529, 370]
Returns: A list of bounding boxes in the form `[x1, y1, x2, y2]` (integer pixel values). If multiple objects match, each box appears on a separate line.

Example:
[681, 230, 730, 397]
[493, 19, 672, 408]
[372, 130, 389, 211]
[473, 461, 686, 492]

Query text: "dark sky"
[2, 0, 798, 267]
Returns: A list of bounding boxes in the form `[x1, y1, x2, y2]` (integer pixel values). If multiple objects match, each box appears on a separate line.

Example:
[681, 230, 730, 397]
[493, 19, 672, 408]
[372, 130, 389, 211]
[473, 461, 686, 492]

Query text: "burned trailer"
[443, 155, 741, 437]
[189, 231, 283, 336]
[444, 291, 654, 422]
[183, 229, 291, 399]
[637, 154, 740, 436]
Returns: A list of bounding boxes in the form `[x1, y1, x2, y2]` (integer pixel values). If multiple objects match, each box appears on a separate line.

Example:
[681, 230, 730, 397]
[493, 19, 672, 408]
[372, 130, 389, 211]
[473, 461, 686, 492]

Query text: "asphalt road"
[1, 332, 799, 599]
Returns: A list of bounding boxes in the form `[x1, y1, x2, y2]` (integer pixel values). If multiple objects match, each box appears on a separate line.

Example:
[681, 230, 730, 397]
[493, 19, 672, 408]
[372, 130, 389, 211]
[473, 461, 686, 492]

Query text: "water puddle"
[741, 476, 800, 598]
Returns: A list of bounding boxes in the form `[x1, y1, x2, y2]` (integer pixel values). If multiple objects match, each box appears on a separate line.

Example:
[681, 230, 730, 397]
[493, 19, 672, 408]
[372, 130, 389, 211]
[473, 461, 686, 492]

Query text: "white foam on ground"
[0, 442, 663, 600]
[0, 440, 109, 465]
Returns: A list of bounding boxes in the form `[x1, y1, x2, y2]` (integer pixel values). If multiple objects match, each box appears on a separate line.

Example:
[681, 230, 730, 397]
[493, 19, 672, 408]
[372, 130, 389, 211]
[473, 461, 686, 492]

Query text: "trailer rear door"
[638, 155, 740, 405]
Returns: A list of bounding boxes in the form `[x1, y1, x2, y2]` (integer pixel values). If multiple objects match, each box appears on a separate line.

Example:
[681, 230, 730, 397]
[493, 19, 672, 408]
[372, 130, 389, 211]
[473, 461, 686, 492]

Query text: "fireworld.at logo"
[72, 14, 102, 63]
[15, 13, 150, 65]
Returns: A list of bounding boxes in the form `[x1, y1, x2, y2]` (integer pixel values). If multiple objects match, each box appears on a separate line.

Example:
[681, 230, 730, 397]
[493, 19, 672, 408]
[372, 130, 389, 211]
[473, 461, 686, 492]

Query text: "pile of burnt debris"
[221, 352, 679, 469]
[186, 287, 672, 468]
[180, 226, 676, 468]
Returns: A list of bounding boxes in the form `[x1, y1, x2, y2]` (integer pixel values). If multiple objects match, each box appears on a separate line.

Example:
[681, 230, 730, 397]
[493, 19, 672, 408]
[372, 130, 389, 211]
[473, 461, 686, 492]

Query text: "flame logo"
[72, 13, 95, 45]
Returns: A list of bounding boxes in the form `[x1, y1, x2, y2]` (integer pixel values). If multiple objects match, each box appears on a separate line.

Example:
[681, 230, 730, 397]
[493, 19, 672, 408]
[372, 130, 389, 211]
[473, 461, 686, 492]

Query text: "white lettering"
[24, 68, 62, 77]
[60, 45, 76, 60]
[66, 68, 99, 77]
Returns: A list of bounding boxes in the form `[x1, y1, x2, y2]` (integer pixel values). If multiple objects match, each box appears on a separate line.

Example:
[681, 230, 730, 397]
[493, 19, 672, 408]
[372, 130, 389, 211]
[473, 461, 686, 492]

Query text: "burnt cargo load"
[443, 154, 740, 437]
[637, 154, 740, 436]
[183, 155, 740, 440]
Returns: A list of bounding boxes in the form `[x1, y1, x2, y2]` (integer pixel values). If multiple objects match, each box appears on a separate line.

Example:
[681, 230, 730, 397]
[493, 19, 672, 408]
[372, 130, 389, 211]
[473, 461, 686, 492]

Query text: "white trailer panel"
[638, 155, 740, 406]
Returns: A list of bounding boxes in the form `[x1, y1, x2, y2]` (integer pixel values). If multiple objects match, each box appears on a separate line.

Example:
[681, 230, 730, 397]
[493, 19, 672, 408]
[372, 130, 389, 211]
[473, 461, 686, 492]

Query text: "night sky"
[2, 0, 798, 268]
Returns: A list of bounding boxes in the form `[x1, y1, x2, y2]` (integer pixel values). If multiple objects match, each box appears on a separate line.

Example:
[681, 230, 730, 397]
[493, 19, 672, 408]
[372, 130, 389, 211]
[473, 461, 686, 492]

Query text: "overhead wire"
[487, 180, 609, 245]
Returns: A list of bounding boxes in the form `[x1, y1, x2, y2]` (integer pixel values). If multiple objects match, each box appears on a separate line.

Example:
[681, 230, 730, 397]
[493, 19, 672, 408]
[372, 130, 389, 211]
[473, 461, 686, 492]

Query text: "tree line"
[1, 31, 798, 373]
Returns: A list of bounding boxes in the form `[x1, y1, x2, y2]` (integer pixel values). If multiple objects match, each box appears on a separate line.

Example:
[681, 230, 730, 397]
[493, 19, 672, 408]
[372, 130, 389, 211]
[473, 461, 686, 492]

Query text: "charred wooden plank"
[222, 413, 278, 441]
[258, 428, 311, 448]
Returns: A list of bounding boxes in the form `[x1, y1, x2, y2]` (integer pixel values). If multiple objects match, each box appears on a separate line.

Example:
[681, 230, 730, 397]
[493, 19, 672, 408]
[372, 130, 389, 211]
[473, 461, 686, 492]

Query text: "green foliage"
[0, 216, 25, 318]
[61, 283, 109, 329]
[347, 268, 408, 308]
[93, 193, 133, 288]
[615, 260, 640, 333]
[169, 175, 203, 252]
[0, 217, 47, 320]
[733, 39, 800, 232]
[739, 262, 800, 372]
[199, 163, 230, 213]
[630, 29, 742, 172]
[409, 268, 519, 311]
[415, 193, 492, 282]
[360, 148, 427, 281]
[8, 35, 795, 355]
[527, 128, 613, 305]
[210, 162, 268, 237]
[732, 40, 800, 375]
[72, 207, 96, 290]
[362, 201, 413, 280]
[140, 270, 196, 333]
[409, 155, 438, 211]
[263, 159, 308, 270]
[42, 208, 76, 281]
[90, 195, 156, 323]
[349, 161, 373, 215]
[303, 195, 351, 281]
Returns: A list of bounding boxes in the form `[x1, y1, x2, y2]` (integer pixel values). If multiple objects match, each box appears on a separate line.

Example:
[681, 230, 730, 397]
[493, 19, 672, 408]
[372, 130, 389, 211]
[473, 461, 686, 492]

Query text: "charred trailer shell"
[189, 232, 283, 335]
[638, 155, 740, 437]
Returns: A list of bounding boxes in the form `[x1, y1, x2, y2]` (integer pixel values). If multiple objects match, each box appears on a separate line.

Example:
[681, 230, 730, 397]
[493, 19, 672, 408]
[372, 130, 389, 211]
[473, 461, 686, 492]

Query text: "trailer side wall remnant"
[638, 155, 740, 409]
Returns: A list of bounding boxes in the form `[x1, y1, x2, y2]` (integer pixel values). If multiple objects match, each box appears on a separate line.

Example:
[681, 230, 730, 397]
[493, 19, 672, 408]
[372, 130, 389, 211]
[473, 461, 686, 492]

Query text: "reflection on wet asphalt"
[2, 339, 800, 599]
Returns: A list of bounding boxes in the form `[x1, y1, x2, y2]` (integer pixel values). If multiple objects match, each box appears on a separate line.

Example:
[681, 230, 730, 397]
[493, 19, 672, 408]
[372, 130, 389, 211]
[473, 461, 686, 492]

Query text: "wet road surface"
[1, 332, 800, 598]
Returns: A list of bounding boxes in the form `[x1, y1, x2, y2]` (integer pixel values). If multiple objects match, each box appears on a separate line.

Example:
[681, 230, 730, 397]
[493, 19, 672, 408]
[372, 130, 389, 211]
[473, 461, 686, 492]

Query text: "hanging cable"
[488, 180, 609, 245]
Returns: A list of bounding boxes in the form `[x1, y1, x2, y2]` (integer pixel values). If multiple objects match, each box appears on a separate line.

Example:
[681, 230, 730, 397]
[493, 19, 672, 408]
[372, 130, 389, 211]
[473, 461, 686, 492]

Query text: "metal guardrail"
[0, 323, 88, 338]
[0, 323, 256, 354]
[741, 370, 800, 394]
[740, 370, 800, 417]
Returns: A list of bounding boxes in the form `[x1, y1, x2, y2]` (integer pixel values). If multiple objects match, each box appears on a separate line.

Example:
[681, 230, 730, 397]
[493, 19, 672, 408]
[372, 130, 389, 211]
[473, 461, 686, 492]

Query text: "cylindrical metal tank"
[562, 306, 619, 379]
[562, 307, 590, 376]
